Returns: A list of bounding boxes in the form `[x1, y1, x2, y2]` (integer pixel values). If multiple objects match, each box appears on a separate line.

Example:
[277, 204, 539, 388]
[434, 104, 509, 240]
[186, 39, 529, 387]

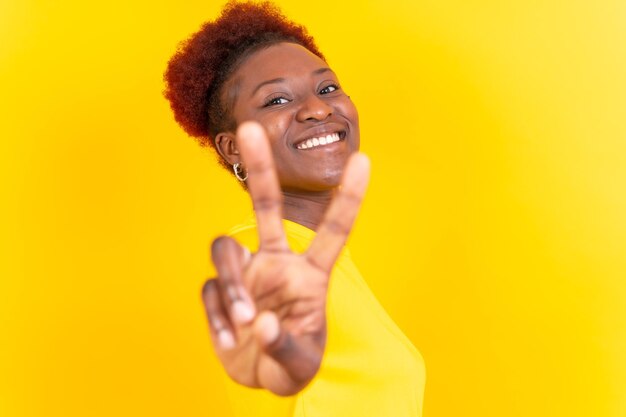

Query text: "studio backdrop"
[1, 0, 625, 416]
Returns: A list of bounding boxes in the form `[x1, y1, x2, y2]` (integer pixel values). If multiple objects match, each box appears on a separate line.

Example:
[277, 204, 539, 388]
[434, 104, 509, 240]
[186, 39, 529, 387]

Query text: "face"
[223, 42, 360, 193]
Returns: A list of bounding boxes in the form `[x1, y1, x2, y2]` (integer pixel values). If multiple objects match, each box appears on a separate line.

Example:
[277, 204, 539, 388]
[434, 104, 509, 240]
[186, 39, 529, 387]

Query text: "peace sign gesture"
[202, 121, 370, 396]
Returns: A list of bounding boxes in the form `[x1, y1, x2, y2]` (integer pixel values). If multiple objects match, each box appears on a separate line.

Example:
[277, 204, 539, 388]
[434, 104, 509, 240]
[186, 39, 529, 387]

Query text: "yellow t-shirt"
[221, 219, 426, 417]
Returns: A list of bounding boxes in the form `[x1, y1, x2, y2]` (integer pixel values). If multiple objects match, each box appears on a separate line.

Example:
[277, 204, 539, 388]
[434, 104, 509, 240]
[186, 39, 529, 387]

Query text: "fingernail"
[218, 329, 235, 350]
[232, 301, 254, 323]
[261, 316, 280, 345]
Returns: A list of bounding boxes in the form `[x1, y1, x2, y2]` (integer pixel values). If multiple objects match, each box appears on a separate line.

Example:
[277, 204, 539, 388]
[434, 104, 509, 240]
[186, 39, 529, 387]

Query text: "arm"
[201, 121, 370, 396]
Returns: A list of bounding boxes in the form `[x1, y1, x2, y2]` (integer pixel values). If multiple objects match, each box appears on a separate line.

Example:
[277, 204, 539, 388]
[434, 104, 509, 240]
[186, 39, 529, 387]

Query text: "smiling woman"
[221, 43, 360, 218]
[164, 2, 425, 416]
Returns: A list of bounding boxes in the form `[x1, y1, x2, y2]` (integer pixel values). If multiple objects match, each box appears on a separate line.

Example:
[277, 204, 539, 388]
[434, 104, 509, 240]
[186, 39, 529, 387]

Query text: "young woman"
[164, 2, 425, 416]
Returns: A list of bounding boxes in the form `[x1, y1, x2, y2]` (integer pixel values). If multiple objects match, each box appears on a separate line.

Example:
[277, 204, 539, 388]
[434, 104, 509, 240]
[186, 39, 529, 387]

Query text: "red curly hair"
[163, 1, 324, 152]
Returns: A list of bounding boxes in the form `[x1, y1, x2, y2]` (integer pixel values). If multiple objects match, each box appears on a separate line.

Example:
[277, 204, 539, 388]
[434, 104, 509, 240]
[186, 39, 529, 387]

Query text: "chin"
[308, 166, 345, 191]
[281, 169, 344, 193]
[322, 166, 344, 184]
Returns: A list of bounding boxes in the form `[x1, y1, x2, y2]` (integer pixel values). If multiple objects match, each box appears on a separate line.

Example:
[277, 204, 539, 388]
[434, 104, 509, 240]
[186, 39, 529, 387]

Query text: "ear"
[214, 131, 240, 166]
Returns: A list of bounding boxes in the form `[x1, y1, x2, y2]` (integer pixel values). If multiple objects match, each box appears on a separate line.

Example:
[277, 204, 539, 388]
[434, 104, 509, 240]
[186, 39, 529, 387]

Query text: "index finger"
[305, 153, 370, 273]
[237, 121, 289, 252]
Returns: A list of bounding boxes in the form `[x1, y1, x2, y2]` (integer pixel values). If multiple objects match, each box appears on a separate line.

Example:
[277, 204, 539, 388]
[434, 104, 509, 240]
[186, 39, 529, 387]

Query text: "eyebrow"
[250, 67, 333, 97]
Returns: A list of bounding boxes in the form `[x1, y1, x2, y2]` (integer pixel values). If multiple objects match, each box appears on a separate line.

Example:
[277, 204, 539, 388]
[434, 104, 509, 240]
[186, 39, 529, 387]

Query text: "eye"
[263, 96, 290, 107]
[319, 84, 340, 94]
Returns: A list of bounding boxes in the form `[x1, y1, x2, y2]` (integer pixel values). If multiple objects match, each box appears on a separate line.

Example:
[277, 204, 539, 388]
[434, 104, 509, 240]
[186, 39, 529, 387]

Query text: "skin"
[201, 43, 369, 396]
[215, 42, 360, 231]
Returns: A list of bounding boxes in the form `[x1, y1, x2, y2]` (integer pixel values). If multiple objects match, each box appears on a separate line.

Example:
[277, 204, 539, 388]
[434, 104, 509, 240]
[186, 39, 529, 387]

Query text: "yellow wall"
[1, 0, 625, 416]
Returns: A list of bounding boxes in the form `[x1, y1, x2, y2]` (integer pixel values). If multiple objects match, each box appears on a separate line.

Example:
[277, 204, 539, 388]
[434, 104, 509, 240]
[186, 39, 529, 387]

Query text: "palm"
[202, 122, 370, 396]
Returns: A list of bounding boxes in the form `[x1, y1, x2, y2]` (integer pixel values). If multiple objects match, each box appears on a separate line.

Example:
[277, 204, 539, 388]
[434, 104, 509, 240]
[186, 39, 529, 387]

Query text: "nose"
[295, 95, 333, 122]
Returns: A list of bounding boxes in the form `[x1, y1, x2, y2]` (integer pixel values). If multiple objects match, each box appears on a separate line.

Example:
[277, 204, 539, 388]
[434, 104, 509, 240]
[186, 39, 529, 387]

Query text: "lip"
[291, 123, 348, 149]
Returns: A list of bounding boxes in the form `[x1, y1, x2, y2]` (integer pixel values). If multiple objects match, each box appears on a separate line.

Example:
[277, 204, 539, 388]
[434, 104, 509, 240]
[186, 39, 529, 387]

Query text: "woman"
[164, 2, 425, 416]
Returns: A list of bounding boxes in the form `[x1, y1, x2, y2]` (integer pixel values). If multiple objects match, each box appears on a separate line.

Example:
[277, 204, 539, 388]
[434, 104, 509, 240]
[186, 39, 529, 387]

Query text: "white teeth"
[296, 132, 342, 149]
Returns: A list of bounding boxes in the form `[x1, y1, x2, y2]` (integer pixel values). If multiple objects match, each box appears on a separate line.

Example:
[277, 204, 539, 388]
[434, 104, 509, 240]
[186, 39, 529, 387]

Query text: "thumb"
[253, 311, 324, 391]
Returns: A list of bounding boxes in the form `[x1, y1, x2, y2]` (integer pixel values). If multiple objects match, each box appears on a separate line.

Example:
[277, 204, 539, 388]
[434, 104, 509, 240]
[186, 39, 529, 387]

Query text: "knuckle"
[247, 161, 273, 176]
[201, 278, 217, 298]
[305, 253, 328, 273]
[211, 235, 233, 254]
[253, 196, 281, 212]
[323, 218, 351, 236]
[221, 281, 240, 303]
[260, 233, 287, 250]
[209, 314, 225, 331]
[337, 188, 362, 206]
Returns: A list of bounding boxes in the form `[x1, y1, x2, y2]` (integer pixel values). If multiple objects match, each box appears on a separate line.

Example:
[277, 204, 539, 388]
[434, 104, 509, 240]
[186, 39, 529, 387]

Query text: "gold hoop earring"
[233, 162, 248, 182]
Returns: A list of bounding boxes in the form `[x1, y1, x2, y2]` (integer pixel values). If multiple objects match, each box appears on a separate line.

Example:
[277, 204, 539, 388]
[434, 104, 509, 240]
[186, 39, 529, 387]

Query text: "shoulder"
[227, 218, 260, 252]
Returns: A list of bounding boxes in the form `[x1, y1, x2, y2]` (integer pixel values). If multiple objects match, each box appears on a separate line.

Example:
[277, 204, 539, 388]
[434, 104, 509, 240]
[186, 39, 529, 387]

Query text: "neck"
[281, 189, 335, 232]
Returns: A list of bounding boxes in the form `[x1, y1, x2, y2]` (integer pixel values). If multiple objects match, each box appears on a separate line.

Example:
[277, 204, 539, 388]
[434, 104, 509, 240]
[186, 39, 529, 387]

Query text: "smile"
[295, 132, 344, 150]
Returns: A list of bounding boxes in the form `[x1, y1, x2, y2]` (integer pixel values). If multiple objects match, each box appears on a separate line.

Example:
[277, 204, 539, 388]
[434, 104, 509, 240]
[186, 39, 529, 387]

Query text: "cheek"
[256, 114, 292, 148]
[250, 119, 294, 174]
[347, 98, 359, 119]
[339, 100, 360, 147]
[337, 98, 359, 126]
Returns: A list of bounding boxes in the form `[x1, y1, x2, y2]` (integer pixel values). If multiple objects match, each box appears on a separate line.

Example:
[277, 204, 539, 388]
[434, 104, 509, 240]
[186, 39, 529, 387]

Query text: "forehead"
[232, 42, 328, 89]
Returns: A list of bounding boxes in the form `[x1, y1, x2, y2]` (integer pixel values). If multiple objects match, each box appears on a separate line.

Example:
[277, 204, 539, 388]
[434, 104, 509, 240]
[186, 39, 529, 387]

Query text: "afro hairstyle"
[163, 1, 325, 155]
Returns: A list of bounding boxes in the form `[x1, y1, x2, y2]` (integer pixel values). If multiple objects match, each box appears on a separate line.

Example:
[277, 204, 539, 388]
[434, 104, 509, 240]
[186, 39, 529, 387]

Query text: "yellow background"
[1, 0, 625, 416]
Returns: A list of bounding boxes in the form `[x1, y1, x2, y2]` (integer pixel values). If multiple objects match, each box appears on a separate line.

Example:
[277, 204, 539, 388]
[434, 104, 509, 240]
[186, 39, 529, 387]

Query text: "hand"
[201, 121, 370, 396]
